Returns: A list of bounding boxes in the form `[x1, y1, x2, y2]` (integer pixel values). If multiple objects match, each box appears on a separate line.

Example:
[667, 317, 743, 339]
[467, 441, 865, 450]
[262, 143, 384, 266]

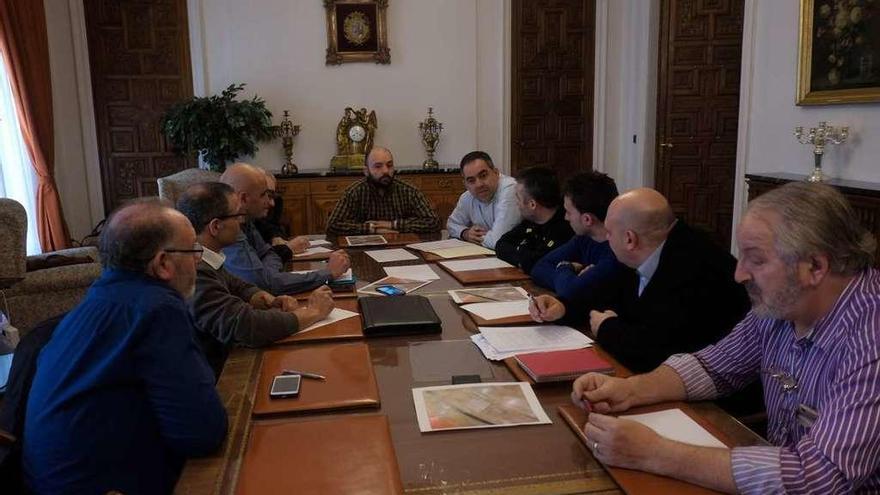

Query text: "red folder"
[515, 347, 614, 383]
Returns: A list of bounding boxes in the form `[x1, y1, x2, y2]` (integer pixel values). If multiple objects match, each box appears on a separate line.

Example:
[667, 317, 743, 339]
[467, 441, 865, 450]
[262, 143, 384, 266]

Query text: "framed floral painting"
[797, 0, 880, 105]
[324, 0, 390, 65]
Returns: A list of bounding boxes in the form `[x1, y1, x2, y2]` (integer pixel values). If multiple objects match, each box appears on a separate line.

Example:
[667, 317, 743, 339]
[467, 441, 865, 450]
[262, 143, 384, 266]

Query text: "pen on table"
[282, 369, 326, 380]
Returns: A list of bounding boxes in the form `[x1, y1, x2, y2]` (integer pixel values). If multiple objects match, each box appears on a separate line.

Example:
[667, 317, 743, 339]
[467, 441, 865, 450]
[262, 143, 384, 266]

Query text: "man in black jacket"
[495, 167, 574, 273]
[531, 188, 749, 372]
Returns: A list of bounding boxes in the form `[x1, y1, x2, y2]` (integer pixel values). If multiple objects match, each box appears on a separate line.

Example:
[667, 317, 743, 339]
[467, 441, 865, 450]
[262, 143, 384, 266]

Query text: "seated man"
[23, 200, 227, 494]
[571, 182, 880, 493]
[178, 182, 334, 378]
[447, 151, 521, 249]
[495, 167, 574, 273]
[531, 171, 621, 301]
[254, 168, 311, 261]
[221, 163, 351, 295]
[531, 188, 749, 372]
[325, 146, 441, 236]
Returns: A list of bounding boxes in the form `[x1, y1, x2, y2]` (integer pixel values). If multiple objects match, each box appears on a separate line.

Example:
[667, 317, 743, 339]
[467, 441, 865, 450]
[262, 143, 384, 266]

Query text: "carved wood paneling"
[656, 0, 744, 249]
[84, 0, 194, 213]
[512, 0, 595, 180]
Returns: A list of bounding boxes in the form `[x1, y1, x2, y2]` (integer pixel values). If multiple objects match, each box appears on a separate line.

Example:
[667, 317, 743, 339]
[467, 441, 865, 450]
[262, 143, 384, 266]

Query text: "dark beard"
[367, 174, 393, 188]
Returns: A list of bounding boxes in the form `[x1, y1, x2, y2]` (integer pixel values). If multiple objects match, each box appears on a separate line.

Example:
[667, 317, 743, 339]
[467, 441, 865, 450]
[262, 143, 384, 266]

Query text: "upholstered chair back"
[157, 168, 221, 205]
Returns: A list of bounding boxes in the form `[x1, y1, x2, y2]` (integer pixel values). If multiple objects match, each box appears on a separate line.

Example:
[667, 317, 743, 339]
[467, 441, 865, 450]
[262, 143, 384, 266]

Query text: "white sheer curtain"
[0, 52, 40, 255]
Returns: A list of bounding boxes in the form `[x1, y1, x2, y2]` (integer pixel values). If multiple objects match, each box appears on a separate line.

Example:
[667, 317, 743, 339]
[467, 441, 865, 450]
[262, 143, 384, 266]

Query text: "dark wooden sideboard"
[746, 172, 880, 265]
[275, 169, 465, 235]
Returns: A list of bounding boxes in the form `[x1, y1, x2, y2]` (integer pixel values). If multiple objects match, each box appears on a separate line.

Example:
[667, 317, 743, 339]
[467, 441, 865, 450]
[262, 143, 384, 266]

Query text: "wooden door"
[655, 0, 743, 249]
[511, 0, 595, 179]
[83, 0, 194, 213]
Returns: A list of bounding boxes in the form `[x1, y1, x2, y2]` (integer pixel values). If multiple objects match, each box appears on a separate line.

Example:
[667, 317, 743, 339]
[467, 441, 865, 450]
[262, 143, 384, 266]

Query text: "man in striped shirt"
[572, 182, 880, 493]
[325, 146, 441, 236]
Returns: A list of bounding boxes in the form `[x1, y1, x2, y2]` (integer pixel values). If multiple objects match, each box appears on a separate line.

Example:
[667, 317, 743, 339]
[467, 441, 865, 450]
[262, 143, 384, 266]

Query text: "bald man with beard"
[220, 163, 351, 295]
[531, 188, 750, 373]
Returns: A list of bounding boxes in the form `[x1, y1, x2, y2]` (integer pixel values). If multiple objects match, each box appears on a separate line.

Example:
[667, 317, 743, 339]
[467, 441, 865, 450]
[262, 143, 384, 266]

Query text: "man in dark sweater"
[531, 188, 749, 372]
[177, 182, 334, 377]
[530, 171, 622, 302]
[495, 167, 574, 273]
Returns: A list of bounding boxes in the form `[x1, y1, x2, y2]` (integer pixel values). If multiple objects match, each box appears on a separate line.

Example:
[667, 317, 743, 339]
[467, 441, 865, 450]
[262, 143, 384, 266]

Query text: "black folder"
[358, 295, 442, 337]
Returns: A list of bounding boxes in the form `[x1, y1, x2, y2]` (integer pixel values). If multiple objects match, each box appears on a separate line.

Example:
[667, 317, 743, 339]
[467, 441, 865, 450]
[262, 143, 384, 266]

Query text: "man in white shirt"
[446, 151, 521, 249]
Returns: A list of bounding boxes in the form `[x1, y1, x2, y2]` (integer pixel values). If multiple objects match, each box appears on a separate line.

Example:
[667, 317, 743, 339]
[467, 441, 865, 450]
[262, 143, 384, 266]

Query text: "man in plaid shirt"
[326, 147, 441, 236]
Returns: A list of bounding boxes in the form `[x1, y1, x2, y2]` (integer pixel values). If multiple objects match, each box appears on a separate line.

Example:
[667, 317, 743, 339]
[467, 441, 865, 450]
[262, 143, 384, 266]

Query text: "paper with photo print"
[448, 287, 529, 304]
[412, 382, 551, 432]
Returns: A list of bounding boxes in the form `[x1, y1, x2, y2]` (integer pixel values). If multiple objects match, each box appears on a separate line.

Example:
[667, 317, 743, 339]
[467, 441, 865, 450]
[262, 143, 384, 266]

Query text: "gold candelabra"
[417, 107, 443, 170]
[279, 110, 301, 175]
[794, 121, 849, 183]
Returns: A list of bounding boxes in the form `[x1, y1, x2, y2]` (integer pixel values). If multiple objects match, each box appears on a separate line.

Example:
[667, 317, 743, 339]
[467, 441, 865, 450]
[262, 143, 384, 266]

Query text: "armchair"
[0, 199, 101, 335]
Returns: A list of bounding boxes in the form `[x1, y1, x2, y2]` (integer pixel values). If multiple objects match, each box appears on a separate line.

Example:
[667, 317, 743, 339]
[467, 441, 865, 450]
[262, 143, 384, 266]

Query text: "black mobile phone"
[269, 374, 301, 399]
[376, 285, 405, 296]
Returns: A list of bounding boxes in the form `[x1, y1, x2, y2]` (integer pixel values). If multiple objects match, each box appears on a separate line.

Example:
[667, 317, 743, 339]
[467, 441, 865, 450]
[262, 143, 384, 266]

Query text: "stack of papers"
[365, 248, 419, 263]
[439, 258, 513, 272]
[460, 300, 530, 320]
[309, 239, 332, 247]
[407, 239, 495, 259]
[384, 264, 440, 280]
[471, 325, 593, 361]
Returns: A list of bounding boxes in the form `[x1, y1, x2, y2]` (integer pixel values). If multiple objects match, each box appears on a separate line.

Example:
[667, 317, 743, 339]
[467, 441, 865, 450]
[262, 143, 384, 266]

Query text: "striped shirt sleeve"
[663, 354, 719, 401]
[731, 447, 784, 494]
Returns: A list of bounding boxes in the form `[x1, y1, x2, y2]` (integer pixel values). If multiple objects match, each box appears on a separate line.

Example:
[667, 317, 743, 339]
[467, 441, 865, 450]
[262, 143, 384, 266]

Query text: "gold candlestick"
[417, 107, 443, 170]
[279, 110, 301, 175]
[794, 121, 848, 183]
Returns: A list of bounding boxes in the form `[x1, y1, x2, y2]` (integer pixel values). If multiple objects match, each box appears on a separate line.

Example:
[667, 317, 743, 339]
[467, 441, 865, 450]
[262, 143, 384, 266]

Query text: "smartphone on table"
[375, 285, 406, 296]
[270, 374, 301, 399]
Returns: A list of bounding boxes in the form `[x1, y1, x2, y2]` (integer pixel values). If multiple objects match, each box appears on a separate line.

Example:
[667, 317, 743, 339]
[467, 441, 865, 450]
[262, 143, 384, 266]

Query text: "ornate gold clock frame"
[330, 107, 378, 171]
[324, 0, 391, 65]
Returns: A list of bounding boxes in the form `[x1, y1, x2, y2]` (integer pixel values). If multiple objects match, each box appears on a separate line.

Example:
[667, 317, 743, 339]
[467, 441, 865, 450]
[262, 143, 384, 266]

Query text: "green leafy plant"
[161, 83, 279, 172]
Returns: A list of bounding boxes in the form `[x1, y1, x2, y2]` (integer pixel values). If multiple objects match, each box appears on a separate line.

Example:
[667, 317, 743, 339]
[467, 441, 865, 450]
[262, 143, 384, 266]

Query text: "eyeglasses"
[164, 243, 205, 260]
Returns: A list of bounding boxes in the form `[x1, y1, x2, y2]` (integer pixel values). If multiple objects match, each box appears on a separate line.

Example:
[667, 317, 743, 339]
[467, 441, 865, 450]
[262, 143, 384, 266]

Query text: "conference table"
[175, 235, 766, 494]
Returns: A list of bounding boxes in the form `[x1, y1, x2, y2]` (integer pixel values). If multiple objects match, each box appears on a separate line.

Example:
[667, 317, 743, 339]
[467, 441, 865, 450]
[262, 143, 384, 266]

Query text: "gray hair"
[99, 198, 177, 272]
[747, 182, 875, 276]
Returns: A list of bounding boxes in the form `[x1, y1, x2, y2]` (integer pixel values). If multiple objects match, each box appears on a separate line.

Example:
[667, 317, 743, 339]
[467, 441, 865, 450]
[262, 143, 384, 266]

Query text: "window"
[0, 52, 41, 254]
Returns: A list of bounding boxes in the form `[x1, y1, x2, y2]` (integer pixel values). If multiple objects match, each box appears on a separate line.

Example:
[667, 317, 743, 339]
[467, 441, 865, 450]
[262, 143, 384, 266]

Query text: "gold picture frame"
[324, 0, 390, 65]
[797, 0, 880, 105]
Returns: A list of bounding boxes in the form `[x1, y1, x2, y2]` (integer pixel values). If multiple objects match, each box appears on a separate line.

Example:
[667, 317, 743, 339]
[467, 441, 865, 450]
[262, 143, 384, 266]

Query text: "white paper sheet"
[461, 300, 531, 320]
[431, 244, 495, 258]
[621, 409, 726, 448]
[478, 325, 593, 354]
[439, 257, 513, 272]
[365, 248, 419, 263]
[309, 239, 331, 247]
[448, 287, 529, 304]
[293, 246, 332, 258]
[407, 239, 472, 252]
[471, 333, 520, 360]
[384, 264, 440, 280]
[298, 308, 360, 334]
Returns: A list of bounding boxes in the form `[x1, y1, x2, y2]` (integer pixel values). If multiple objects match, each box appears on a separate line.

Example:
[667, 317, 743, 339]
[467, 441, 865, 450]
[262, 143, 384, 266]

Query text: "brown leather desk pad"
[252, 342, 379, 416]
[338, 232, 422, 247]
[558, 403, 732, 495]
[235, 414, 403, 495]
[290, 284, 357, 300]
[274, 298, 363, 344]
[438, 264, 531, 284]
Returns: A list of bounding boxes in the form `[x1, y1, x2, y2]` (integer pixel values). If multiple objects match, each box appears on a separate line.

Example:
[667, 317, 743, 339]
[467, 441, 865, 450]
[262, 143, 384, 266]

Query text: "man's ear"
[207, 218, 221, 237]
[624, 230, 638, 250]
[148, 251, 175, 283]
[804, 253, 831, 287]
[582, 213, 595, 227]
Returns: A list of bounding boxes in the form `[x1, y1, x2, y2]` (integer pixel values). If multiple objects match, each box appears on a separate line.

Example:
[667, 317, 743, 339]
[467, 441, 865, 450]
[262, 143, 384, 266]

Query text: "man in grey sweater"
[177, 182, 334, 378]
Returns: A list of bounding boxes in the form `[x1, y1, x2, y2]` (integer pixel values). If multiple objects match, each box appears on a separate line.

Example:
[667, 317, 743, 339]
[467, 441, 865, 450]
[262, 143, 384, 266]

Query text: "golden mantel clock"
[331, 107, 377, 170]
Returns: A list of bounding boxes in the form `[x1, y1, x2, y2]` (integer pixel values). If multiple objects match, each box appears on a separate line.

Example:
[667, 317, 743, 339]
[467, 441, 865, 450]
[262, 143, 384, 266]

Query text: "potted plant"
[161, 83, 279, 172]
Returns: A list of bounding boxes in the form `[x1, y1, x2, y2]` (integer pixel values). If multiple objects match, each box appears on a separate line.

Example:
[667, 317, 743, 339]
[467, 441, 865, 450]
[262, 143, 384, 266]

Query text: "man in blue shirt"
[23, 200, 228, 494]
[220, 163, 351, 295]
[530, 171, 621, 302]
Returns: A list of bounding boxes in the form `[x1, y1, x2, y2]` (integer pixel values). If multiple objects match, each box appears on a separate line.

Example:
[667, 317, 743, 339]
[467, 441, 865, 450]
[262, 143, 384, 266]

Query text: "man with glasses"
[530, 188, 749, 373]
[255, 168, 312, 260]
[564, 182, 880, 493]
[23, 199, 227, 494]
[221, 163, 350, 295]
[178, 182, 334, 378]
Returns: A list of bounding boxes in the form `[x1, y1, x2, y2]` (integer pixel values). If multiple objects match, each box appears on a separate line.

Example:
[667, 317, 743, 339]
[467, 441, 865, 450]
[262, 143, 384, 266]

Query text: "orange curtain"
[0, 0, 69, 251]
